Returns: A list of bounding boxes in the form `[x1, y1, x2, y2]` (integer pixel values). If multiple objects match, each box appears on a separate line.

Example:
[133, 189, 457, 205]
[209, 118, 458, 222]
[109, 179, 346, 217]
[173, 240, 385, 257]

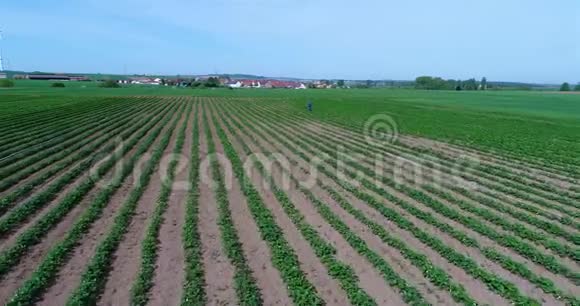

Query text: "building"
[226, 81, 242, 88]
[25, 74, 90, 81]
[0, 73, 6, 79]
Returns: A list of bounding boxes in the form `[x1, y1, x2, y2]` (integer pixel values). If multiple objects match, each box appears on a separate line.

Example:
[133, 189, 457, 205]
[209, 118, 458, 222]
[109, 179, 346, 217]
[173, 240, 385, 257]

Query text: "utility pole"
[0, 29, 5, 71]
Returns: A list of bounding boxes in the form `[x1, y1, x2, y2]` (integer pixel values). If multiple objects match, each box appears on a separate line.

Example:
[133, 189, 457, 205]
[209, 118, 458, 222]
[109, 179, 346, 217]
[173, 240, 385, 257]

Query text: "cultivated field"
[0, 93, 578, 305]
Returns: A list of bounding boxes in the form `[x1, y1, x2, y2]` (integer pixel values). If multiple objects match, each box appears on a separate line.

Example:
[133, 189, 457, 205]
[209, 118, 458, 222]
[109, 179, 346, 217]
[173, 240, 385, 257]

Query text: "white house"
[227, 81, 242, 88]
[295, 83, 307, 89]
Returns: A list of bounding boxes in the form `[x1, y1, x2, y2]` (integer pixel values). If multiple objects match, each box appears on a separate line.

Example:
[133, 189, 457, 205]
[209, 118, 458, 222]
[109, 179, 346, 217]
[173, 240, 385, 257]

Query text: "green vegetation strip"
[209, 103, 324, 305]
[0, 98, 133, 166]
[6, 102, 181, 305]
[0, 98, 155, 182]
[256, 102, 580, 224]
[218, 102, 479, 305]
[242, 101, 580, 304]
[181, 101, 206, 305]
[229, 100, 553, 305]
[65, 103, 184, 305]
[212, 104, 378, 305]
[130, 103, 191, 305]
[0, 101, 175, 277]
[0, 102, 171, 235]
[0, 101, 160, 209]
[271, 111, 580, 257]
[250, 102, 580, 274]
[203, 105, 262, 305]
[0, 98, 123, 156]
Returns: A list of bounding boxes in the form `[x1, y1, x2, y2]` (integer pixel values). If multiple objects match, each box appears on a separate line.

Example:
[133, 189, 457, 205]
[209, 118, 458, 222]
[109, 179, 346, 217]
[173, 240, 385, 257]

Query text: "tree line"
[414, 76, 488, 90]
[559, 82, 580, 92]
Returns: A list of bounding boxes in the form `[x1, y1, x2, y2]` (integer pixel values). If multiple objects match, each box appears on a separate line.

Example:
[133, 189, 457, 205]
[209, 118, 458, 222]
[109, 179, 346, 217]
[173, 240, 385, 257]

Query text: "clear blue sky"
[2, 0, 578, 83]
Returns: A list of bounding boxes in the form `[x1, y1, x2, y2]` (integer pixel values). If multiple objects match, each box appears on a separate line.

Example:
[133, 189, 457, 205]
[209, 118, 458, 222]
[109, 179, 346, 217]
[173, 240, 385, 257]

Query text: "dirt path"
[0, 103, 175, 305]
[147, 101, 194, 306]
[204, 101, 291, 305]
[97, 104, 185, 306]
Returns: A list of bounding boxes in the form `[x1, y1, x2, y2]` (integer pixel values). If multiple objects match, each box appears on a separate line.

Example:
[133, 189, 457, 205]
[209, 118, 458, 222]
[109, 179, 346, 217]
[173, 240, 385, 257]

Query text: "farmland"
[0, 89, 578, 305]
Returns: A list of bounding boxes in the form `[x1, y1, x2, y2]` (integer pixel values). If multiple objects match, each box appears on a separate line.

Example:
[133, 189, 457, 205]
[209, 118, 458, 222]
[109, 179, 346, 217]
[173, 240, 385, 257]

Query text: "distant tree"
[455, 80, 462, 91]
[99, 80, 120, 88]
[366, 80, 373, 87]
[481, 77, 487, 90]
[414, 76, 448, 90]
[560, 82, 571, 91]
[574, 84, 580, 91]
[204, 77, 221, 88]
[0, 79, 15, 88]
[337, 80, 345, 88]
[462, 78, 478, 90]
[51, 82, 65, 88]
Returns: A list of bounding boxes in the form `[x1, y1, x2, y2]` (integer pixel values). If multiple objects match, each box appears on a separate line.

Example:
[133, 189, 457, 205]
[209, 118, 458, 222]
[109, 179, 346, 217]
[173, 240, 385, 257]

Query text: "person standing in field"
[307, 100, 313, 112]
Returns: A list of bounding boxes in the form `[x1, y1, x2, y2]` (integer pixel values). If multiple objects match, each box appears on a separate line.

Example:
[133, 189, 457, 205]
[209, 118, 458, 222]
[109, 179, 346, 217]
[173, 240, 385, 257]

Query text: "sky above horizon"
[1, 0, 578, 83]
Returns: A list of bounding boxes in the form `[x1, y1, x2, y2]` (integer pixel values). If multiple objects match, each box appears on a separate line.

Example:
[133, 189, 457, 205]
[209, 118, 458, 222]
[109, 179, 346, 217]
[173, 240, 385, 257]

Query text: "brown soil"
[204, 101, 292, 305]
[0, 105, 174, 305]
[97, 105, 184, 306]
[283, 116, 579, 297]
[0, 103, 154, 202]
[288, 112, 580, 234]
[147, 102, 194, 306]
[196, 103, 237, 305]
[219, 110, 438, 305]
[239, 105, 570, 304]
[211, 107, 352, 305]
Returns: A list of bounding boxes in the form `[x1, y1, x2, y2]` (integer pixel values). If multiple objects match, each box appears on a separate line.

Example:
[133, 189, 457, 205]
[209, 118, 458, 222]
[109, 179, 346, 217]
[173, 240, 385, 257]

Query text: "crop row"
[255, 102, 580, 223]
[0, 102, 171, 234]
[260, 104, 578, 283]
[130, 102, 192, 305]
[181, 102, 206, 305]
[209, 103, 325, 305]
[251, 104, 577, 255]
[64, 102, 185, 305]
[226, 100, 576, 304]
[0, 97, 121, 152]
[304, 103, 580, 179]
[278, 103, 580, 192]
[217, 104, 488, 305]
[0, 98, 136, 163]
[0, 101, 159, 201]
[221, 101, 551, 305]
[202, 104, 262, 305]
[269, 110, 579, 259]
[0, 101, 179, 284]
[211, 104, 379, 305]
[0, 98, 155, 181]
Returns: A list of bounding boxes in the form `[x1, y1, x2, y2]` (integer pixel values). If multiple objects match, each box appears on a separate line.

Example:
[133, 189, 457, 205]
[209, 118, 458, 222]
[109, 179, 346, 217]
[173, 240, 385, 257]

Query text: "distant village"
[8, 73, 346, 89]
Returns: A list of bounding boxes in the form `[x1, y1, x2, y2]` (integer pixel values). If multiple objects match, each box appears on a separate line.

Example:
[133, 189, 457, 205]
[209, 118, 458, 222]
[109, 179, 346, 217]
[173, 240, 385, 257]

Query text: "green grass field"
[3, 80, 579, 167]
